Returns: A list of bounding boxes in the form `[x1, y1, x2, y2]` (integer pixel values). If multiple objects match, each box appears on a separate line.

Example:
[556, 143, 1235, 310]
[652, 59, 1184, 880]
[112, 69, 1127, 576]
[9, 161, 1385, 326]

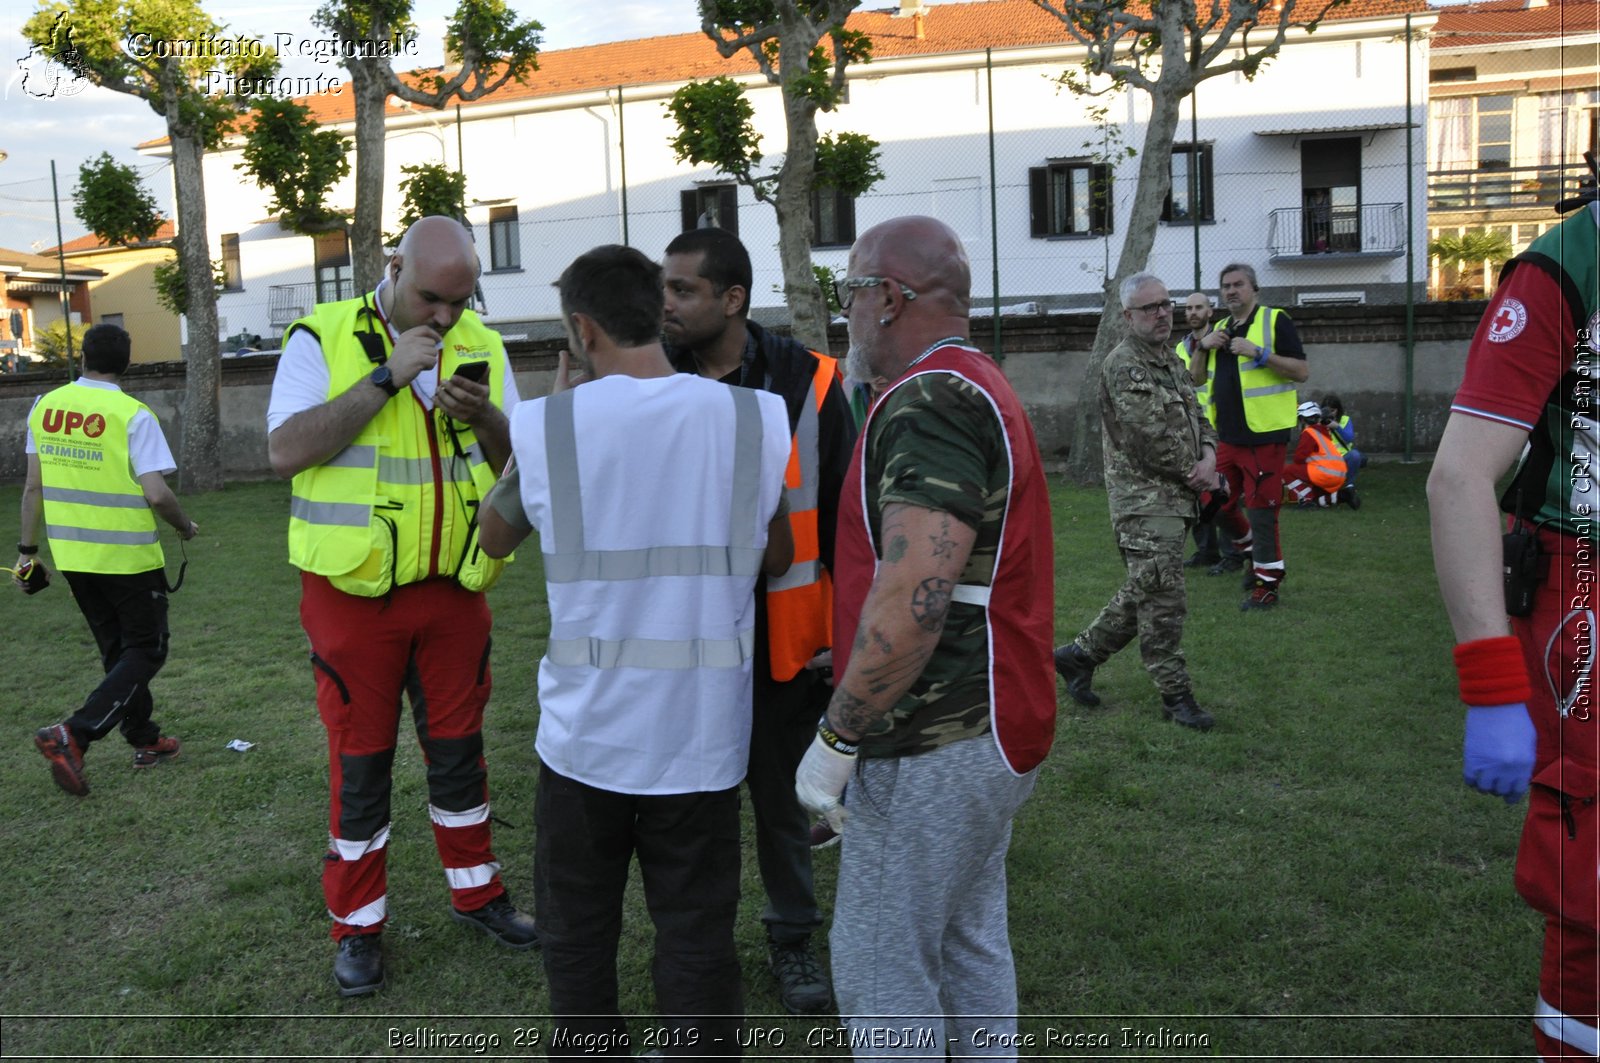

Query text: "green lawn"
[0, 463, 1540, 1059]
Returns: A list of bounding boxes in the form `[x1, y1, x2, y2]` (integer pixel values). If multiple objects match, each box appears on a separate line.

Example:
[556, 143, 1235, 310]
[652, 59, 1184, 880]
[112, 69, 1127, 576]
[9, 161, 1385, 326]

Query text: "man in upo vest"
[19, 323, 197, 797]
[1188, 262, 1310, 610]
[1178, 290, 1234, 571]
[1429, 170, 1600, 1061]
[266, 216, 534, 998]
[661, 226, 855, 1014]
[795, 216, 1056, 1056]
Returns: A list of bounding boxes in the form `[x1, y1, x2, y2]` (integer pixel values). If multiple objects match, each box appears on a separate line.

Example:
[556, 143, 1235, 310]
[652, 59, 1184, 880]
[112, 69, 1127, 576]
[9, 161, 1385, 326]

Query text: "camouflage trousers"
[1076, 514, 1192, 698]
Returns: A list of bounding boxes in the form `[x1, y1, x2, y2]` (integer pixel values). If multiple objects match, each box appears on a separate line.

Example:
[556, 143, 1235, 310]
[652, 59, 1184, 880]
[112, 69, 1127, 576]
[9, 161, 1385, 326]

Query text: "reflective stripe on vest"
[1208, 306, 1298, 433]
[1302, 427, 1347, 491]
[541, 387, 767, 672]
[30, 384, 163, 574]
[767, 354, 839, 681]
[285, 297, 507, 592]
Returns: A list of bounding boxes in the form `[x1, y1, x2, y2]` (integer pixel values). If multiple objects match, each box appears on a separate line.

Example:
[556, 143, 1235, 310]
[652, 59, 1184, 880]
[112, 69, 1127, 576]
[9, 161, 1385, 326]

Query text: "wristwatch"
[369, 365, 399, 397]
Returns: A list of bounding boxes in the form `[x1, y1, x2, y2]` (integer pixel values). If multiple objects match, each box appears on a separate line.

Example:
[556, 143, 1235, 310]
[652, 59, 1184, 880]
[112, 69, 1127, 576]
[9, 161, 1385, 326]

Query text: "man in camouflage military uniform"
[1054, 273, 1218, 731]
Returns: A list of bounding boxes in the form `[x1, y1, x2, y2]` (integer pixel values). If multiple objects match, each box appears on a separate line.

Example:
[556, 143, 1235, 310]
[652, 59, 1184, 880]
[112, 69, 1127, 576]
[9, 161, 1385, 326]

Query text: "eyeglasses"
[834, 276, 918, 311]
[1127, 300, 1173, 315]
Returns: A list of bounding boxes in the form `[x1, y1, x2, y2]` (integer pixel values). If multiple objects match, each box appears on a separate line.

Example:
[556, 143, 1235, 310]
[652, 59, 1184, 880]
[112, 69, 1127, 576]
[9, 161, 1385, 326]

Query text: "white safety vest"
[511, 373, 791, 795]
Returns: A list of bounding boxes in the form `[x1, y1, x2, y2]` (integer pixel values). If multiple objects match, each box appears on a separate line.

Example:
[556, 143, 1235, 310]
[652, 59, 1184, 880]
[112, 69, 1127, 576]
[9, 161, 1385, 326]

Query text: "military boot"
[1053, 643, 1101, 707]
[1161, 691, 1214, 732]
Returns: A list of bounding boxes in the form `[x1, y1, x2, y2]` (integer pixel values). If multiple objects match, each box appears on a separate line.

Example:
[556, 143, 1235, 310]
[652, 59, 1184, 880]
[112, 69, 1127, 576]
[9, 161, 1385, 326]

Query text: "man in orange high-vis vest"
[662, 227, 855, 1015]
[1283, 402, 1358, 509]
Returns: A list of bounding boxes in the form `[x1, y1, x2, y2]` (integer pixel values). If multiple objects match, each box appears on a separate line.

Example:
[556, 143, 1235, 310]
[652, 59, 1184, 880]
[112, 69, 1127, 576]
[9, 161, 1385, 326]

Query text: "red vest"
[833, 344, 1057, 775]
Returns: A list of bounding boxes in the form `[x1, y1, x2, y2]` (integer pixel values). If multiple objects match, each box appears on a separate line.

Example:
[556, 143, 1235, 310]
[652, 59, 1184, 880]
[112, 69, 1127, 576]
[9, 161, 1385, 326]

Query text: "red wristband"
[1453, 636, 1532, 706]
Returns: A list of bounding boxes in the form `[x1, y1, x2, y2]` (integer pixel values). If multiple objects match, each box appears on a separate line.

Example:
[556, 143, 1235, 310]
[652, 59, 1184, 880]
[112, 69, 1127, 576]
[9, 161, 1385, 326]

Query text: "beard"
[844, 343, 876, 389]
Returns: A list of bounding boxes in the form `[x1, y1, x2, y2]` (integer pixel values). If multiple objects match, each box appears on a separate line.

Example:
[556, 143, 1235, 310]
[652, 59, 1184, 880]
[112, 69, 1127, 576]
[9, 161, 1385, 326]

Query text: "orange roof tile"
[141, 0, 1429, 148]
[1432, 0, 1600, 49]
[49, 219, 177, 256]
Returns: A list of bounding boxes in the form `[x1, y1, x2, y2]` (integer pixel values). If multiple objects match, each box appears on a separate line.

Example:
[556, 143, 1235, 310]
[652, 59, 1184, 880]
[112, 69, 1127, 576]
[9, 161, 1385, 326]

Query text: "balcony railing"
[1267, 202, 1404, 260]
[268, 279, 355, 327]
[1428, 164, 1590, 212]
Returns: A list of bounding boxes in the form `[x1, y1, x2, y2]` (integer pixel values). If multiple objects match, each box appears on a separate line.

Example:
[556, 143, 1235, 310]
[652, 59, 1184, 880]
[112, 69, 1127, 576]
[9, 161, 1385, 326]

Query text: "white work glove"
[796, 726, 856, 833]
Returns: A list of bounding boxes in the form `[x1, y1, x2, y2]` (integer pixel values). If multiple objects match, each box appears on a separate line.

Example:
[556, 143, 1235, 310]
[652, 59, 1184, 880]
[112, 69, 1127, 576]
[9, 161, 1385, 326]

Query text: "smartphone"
[452, 361, 490, 384]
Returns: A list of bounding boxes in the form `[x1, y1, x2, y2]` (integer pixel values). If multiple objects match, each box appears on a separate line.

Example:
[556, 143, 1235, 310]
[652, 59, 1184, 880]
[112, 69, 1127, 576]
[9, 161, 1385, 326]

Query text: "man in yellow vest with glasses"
[661, 227, 855, 1014]
[19, 323, 197, 797]
[266, 216, 534, 997]
[1189, 262, 1309, 610]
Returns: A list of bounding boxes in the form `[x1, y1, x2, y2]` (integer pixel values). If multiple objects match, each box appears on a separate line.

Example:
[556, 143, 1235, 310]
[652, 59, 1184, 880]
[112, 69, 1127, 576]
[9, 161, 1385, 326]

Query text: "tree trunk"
[1063, 84, 1186, 485]
[773, 15, 829, 354]
[347, 58, 391, 293]
[169, 126, 223, 493]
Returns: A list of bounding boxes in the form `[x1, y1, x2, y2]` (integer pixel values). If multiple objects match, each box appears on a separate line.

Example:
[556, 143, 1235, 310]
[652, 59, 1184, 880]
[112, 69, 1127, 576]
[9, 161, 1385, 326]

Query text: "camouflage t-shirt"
[859, 369, 1008, 759]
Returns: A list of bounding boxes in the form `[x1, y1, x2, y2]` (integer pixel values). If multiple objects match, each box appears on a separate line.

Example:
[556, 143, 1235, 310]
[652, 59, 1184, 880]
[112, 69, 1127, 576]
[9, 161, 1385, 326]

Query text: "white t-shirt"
[25, 378, 176, 477]
[507, 373, 791, 796]
[266, 278, 520, 432]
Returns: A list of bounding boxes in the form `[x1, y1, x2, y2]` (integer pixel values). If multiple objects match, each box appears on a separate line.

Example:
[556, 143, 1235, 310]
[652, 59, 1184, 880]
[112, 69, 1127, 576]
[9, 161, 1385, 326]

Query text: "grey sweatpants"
[830, 733, 1039, 1060]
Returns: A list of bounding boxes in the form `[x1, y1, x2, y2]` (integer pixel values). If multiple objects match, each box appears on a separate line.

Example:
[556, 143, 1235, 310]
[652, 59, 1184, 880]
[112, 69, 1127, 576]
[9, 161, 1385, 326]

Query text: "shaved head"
[395, 215, 479, 275]
[843, 215, 975, 383]
[850, 215, 971, 315]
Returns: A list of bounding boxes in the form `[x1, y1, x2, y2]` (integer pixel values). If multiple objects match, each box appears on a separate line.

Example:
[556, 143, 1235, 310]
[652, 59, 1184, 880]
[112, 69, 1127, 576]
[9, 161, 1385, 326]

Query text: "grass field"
[0, 462, 1543, 1060]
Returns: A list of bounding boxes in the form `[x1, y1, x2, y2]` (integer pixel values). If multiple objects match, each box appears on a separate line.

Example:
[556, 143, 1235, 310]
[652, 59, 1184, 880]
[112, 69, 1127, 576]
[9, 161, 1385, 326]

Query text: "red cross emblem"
[1486, 298, 1527, 344]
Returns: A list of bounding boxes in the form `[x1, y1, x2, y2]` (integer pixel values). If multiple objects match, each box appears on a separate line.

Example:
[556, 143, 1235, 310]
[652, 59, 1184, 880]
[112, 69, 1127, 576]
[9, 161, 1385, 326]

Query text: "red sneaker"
[35, 724, 88, 796]
[132, 736, 181, 768]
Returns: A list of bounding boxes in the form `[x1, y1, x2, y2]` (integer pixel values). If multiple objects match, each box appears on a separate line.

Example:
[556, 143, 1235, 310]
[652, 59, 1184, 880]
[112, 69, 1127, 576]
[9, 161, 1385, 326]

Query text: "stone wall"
[0, 300, 1487, 485]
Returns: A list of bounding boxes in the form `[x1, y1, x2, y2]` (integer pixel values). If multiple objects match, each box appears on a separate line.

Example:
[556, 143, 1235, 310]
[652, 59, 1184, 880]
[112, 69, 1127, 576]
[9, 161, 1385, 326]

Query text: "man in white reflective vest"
[19, 323, 198, 797]
[479, 244, 794, 1057]
[662, 226, 855, 1014]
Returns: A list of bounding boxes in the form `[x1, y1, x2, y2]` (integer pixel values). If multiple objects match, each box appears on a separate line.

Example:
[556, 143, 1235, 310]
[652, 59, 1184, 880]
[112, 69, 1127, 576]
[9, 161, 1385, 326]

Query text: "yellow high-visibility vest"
[1205, 306, 1298, 433]
[31, 383, 163, 574]
[285, 296, 510, 596]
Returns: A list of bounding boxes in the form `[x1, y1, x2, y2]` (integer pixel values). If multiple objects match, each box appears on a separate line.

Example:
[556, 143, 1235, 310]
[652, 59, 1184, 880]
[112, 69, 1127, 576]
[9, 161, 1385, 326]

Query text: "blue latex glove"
[1463, 703, 1537, 804]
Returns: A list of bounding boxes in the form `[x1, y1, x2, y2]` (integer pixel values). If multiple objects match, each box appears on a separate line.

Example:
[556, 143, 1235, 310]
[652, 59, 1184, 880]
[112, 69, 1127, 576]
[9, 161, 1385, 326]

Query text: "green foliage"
[1429, 229, 1515, 301]
[813, 262, 840, 314]
[700, 0, 871, 111]
[237, 99, 352, 235]
[153, 250, 226, 316]
[441, 0, 542, 89]
[387, 163, 468, 245]
[32, 320, 88, 367]
[73, 153, 162, 248]
[814, 131, 882, 198]
[666, 77, 763, 187]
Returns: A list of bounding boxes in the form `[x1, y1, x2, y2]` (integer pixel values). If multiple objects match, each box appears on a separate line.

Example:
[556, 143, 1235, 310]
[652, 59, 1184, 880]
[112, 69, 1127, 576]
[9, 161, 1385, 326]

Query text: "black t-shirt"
[1210, 305, 1306, 446]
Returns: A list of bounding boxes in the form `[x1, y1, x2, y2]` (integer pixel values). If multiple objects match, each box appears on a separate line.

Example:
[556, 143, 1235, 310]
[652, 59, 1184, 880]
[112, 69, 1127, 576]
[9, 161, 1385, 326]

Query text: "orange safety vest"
[1302, 425, 1348, 492]
[767, 354, 839, 681]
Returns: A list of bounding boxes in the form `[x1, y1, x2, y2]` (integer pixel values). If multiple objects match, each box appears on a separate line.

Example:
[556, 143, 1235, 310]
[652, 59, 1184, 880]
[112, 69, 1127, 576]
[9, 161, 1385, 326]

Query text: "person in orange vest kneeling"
[1284, 401, 1360, 510]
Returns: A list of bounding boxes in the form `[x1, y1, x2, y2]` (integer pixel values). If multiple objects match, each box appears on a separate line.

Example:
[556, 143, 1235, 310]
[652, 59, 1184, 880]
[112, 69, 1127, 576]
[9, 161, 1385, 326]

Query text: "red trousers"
[1215, 441, 1287, 583]
[1512, 529, 1600, 1059]
[300, 573, 504, 939]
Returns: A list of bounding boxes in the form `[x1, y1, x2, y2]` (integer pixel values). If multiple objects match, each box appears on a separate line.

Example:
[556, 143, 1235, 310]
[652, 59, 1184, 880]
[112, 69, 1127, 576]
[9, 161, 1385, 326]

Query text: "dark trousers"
[62, 568, 170, 751]
[535, 763, 743, 1060]
[747, 668, 827, 944]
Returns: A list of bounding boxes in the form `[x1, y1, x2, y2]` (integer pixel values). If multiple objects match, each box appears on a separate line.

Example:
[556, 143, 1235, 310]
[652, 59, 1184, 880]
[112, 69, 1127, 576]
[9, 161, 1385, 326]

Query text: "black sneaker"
[1208, 555, 1245, 576]
[1161, 691, 1215, 732]
[452, 893, 540, 949]
[768, 937, 834, 1015]
[1338, 485, 1362, 510]
[334, 933, 384, 997]
[1052, 643, 1101, 707]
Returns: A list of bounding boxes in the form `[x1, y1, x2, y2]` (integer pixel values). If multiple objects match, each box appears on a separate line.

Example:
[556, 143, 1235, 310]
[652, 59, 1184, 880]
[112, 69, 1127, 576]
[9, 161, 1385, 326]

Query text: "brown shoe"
[35, 724, 88, 796]
[132, 736, 181, 768]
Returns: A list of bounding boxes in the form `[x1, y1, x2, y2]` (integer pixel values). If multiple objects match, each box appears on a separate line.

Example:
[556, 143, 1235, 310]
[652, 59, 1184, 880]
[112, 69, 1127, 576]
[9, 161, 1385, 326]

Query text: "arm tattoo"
[830, 688, 878, 738]
[910, 577, 954, 633]
[928, 515, 958, 559]
[884, 534, 908, 563]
